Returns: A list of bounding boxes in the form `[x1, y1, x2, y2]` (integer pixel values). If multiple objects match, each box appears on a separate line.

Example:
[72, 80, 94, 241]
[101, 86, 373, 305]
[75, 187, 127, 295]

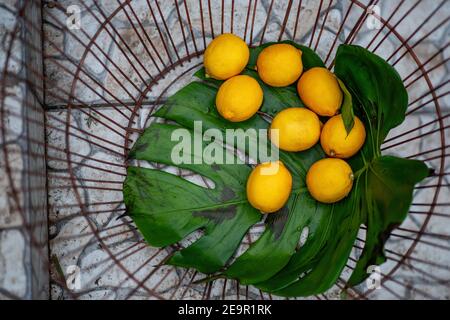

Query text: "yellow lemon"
[246, 161, 292, 213]
[321, 115, 366, 159]
[216, 75, 263, 122]
[306, 158, 354, 204]
[269, 108, 321, 152]
[256, 44, 303, 87]
[204, 33, 249, 80]
[297, 67, 343, 116]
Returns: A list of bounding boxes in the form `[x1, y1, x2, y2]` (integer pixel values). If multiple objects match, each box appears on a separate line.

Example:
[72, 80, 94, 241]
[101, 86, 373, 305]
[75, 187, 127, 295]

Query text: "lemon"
[256, 44, 303, 87]
[215, 75, 263, 122]
[204, 34, 249, 80]
[321, 115, 366, 159]
[246, 161, 292, 213]
[297, 67, 343, 116]
[306, 158, 354, 204]
[269, 108, 321, 152]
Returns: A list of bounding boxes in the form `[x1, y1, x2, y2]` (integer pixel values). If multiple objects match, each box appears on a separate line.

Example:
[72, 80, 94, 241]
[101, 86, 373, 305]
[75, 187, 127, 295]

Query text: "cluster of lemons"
[204, 34, 366, 213]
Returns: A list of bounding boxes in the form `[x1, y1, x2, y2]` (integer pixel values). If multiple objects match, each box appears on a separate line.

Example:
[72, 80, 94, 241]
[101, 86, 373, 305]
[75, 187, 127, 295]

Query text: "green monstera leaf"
[334, 45, 429, 287]
[125, 122, 260, 274]
[123, 43, 428, 297]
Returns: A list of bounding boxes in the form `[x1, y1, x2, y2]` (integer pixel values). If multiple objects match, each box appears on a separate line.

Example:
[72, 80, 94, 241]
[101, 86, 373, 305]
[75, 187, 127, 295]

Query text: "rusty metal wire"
[0, 0, 448, 300]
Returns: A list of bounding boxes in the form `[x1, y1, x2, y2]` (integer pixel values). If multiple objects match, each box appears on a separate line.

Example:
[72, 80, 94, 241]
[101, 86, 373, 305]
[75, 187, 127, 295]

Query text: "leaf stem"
[354, 166, 368, 178]
[292, 187, 308, 195]
[376, 105, 382, 157]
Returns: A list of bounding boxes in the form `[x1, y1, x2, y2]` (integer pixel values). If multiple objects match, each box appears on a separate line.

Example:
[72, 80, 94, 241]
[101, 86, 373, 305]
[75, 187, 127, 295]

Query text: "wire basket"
[0, 0, 448, 300]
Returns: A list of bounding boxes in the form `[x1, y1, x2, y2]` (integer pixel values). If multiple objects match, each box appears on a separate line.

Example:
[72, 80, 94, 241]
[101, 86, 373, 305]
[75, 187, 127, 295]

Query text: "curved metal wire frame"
[0, 0, 448, 299]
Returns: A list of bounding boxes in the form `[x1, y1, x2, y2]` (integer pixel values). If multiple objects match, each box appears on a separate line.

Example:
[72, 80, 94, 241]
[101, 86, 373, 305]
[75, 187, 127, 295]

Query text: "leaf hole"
[177, 228, 205, 249]
[352, 225, 367, 261]
[225, 220, 265, 266]
[296, 227, 310, 251]
[133, 159, 216, 189]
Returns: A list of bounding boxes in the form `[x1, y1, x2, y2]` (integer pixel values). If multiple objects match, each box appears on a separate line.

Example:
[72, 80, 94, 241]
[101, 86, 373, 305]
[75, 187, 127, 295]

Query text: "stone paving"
[0, 0, 48, 299]
[1, 0, 449, 299]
